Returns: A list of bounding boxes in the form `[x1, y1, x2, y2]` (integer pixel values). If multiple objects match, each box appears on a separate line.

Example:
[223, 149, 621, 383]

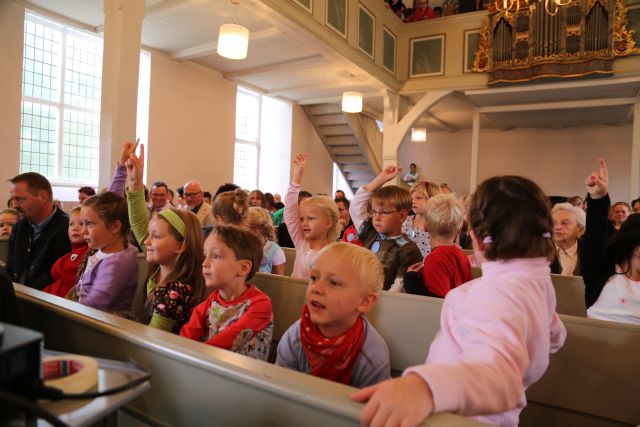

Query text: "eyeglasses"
[184, 191, 202, 198]
[369, 209, 399, 217]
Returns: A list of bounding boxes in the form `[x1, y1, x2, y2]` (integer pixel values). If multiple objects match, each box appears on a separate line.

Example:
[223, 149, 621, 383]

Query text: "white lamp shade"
[217, 23, 249, 60]
[342, 91, 363, 113]
[411, 127, 427, 142]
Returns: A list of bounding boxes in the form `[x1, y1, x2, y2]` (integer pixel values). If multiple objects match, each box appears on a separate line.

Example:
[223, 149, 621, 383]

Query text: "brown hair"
[371, 185, 412, 212]
[249, 189, 266, 207]
[10, 172, 53, 199]
[468, 176, 554, 261]
[76, 192, 131, 284]
[0, 208, 20, 218]
[213, 189, 249, 225]
[424, 194, 464, 241]
[135, 208, 206, 322]
[209, 224, 263, 280]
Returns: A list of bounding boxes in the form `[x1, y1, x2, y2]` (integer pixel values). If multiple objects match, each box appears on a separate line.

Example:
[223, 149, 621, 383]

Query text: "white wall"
[398, 125, 634, 203]
[146, 51, 237, 194]
[290, 104, 334, 195]
[0, 1, 25, 207]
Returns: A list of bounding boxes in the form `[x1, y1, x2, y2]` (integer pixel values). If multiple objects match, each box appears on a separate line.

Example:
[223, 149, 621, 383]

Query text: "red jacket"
[42, 243, 88, 297]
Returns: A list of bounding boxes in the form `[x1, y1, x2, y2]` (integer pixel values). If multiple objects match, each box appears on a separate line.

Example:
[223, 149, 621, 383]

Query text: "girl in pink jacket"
[353, 175, 567, 427]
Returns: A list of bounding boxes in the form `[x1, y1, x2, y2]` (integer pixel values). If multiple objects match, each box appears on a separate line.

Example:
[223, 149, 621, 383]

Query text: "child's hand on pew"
[351, 374, 434, 427]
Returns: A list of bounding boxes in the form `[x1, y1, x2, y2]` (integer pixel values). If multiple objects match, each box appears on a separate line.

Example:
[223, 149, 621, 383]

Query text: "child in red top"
[43, 207, 88, 297]
[403, 194, 472, 297]
[180, 224, 273, 361]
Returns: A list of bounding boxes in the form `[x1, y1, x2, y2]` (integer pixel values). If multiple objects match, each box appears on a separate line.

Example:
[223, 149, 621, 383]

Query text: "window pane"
[236, 91, 260, 142]
[22, 15, 62, 103]
[233, 142, 258, 190]
[20, 101, 58, 177]
[61, 109, 100, 183]
[64, 30, 103, 111]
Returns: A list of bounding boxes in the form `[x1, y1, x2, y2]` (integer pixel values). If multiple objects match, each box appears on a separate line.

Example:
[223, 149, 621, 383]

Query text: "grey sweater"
[276, 316, 391, 388]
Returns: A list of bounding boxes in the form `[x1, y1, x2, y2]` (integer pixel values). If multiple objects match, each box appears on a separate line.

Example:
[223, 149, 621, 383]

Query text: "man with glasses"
[183, 180, 213, 227]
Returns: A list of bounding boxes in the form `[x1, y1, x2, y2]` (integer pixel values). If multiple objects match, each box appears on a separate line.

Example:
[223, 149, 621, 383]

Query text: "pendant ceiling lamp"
[217, 0, 249, 60]
[342, 91, 363, 113]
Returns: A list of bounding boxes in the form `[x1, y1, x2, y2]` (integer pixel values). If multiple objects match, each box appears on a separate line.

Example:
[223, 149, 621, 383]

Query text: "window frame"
[20, 12, 104, 186]
[233, 87, 262, 190]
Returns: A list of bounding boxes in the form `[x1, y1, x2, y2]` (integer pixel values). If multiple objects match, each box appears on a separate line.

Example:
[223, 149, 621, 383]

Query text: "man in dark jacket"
[7, 172, 70, 290]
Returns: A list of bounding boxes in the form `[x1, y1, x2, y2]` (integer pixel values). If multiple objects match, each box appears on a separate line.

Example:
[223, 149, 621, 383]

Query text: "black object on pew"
[0, 267, 19, 325]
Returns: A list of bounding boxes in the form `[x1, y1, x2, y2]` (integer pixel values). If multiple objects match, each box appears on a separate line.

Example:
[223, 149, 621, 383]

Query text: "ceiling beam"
[223, 54, 327, 79]
[267, 77, 371, 97]
[477, 97, 638, 113]
[146, 0, 206, 17]
[297, 91, 382, 106]
[424, 112, 457, 132]
[170, 27, 282, 60]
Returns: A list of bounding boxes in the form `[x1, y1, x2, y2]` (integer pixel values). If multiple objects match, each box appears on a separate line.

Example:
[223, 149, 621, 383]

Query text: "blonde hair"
[411, 181, 442, 199]
[247, 207, 276, 241]
[300, 196, 340, 242]
[371, 185, 412, 211]
[318, 242, 384, 294]
[213, 189, 249, 225]
[423, 194, 464, 241]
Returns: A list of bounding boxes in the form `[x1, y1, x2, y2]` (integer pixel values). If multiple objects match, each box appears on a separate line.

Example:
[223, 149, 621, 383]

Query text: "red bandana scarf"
[299, 304, 366, 385]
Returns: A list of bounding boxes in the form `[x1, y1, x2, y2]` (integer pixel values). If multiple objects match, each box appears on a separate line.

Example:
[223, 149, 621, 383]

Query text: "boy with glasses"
[350, 166, 422, 290]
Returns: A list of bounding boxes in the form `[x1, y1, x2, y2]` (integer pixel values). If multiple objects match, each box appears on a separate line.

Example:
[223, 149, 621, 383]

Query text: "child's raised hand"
[292, 153, 308, 185]
[379, 165, 403, 183]
[126, 143, 145, 190]
[584, 158, 608, 200]
[351, 375, 434, 427]
[119, 138, 139, 166]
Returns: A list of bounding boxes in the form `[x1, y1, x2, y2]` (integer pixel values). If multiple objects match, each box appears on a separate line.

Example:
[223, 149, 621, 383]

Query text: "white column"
[98, 0, 145, 189]
[631, 100, 640, 200]
[470, 109, 480, 191]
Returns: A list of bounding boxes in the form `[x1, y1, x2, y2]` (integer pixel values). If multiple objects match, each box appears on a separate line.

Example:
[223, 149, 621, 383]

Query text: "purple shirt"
[405, 258, 567, 427]
[77, 245, 138, 312]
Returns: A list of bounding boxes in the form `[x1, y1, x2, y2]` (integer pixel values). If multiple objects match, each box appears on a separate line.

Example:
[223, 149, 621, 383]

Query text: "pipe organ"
[473, 0, 638, 84]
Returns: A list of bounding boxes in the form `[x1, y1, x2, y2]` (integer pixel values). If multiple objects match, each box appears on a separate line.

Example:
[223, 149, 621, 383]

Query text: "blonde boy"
[404, 194, 472, 297]
[180, 224, 274, 361]
[349, 166, 423, 290]
[276, 242, 391, 387]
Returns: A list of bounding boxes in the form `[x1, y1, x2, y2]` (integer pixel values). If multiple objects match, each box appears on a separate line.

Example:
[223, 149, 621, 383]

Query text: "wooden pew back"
[282, 247, 295, 276]
[13, 284, 485, 427]
[252, 273, 640, 427]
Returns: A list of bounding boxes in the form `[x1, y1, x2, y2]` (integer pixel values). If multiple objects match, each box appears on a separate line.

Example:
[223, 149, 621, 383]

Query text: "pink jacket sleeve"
[404, 292, 532, 416]
[284, 183, 305, 249]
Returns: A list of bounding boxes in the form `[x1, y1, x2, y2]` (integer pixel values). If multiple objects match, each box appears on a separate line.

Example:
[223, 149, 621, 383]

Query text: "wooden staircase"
[302, 103, 381, 193]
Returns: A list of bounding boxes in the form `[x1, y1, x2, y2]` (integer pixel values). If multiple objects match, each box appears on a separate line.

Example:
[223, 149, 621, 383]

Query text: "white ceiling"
[24, 0, 640, 132]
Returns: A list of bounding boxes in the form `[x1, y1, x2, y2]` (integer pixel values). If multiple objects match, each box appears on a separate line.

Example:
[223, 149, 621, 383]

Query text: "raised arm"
[351, 166, 403, 230]
[107, 139, 139, 196]
[581, 158, 613, 307]
[284, 154, 308, 248]
[125, 143, 149, 250]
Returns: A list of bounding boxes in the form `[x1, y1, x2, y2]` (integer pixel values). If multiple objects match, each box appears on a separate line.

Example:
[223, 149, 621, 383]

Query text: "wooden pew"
[470, 267, 586, 317]
[251, 273, 640, 427]
[282, 247, 295, 276]
[13, 284, 485, 427]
